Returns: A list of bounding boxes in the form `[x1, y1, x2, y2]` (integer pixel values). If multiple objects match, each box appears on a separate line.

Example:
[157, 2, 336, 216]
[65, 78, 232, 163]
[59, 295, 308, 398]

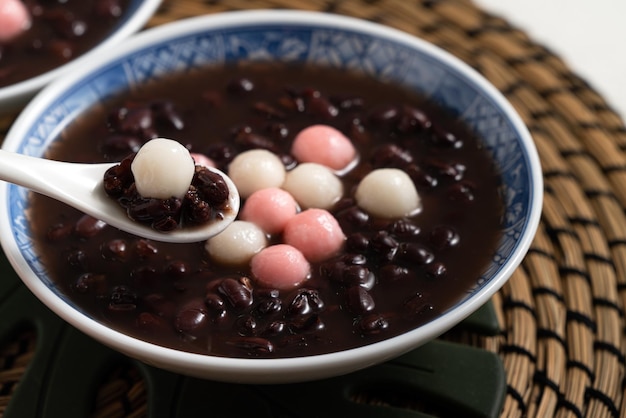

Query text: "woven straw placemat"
[2, 0, 626, 417]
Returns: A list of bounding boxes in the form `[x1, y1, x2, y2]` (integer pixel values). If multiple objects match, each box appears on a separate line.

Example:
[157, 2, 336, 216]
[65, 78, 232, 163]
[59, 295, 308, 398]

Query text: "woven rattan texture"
[2, 0, 626, 417]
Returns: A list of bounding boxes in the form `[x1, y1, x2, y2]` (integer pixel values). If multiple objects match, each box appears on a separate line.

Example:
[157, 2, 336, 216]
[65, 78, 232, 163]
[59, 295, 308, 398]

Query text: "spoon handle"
[0, 149, 114, 213]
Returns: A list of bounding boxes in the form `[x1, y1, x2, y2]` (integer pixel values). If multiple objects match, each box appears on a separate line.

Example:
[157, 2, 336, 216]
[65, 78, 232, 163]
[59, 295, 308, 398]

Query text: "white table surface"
[473, 0, 626, 119]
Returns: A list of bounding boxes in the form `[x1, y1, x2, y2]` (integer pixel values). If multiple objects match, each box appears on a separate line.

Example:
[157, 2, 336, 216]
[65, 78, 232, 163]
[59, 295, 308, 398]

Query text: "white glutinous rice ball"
[228, 149, 286, 198]
[282, 163, 343, 210]
[204, 221, 267, 265]
[131, 138, 195, 199]
[355, 168, 421, 218]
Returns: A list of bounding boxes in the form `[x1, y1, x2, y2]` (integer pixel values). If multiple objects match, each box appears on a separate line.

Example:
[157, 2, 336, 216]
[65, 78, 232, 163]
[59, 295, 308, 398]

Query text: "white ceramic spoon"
[0, 149, 240, 243]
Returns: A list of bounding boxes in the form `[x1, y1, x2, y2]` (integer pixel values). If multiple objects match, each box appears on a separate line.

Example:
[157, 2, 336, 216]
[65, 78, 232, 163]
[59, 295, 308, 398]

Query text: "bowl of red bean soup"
[0, 10, 542, 383]
[0, 0, 162, 112]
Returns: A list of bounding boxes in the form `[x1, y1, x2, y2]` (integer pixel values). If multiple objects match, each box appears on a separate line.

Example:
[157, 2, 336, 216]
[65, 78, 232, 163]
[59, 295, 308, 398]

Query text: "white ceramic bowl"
[0, 0, 162, 112]
[0, 10, 542, 384]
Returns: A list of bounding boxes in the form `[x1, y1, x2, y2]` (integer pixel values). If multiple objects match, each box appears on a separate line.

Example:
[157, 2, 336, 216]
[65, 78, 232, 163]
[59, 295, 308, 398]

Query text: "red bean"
[405, 164, 438, 190]
[431, 124, 463, 148]
[330, 94, 364, 110]
[448, 181, 476, 203]
[236, 315, 258, 336]
[194, 166, 230, 206]
[164, 260, 189, 278]
[369, 231, 399, 261]
[340, 253, 368, 265]
[425, 261, 447, 280]
[430, 225, 460, 250]
[358, 313, 389, 335]
[73, 272, 106, 295]
[151, 101, 184, 130]
[100, 134, 142, 157]
[108, 285, 137, 312]
[387, 219, 421, 239]
[144, 293, 176, 318]
[306, 95, 338, 118]
[116, 107, 154, 136]
[289, 314, 325, 333]
[74, 215, 107, 238]
[396, 105, 432, 132]
[404, 293, 434, 316]
[425, 158, 466, 181]
[370, 144, 413, 168]
[204, 292, 226, 313]
[227, 337, 274, 355]
[255, 297, 282, 316]
[96, 0, 123, 18]
[395, 242, 435, 266]
[346, 286, 375, 314]
[346, 233, 370, 252]
[66, 249, 88, 270]
[262, 320, 286, 337]
[234, 131, 279, 153]
[280, 89, 306, 113]
[175, 308, 208, 334]
[335, 206, 369, 230]
[286, 289, 324, 317]
[368, 104, 399, 125]
[47, 222, 73, 241]
[206, 143, 237, 165]
[379, 264, 414, 282]
[218, 278, 253, 311]
[101, 239, 127, 260]
[226, 77, 254, 95]
[134, 240, 158, 258]
[265, 122, 289, 140]
[253, 101, 286, 119]
[343, 265, 373, 288]
[131, 266, 158, 288]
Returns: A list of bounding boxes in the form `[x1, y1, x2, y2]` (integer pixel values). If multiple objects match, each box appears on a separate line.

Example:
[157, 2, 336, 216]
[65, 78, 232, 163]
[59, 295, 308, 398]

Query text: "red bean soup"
[0, 0, 132, 88]
[29, 63, 505, 358]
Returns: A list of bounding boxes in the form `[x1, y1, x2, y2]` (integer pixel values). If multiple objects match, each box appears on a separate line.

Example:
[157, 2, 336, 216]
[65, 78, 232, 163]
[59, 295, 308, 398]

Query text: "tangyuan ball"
[131, 138, 195, 200]
[355, 168, 421, 218]
[204, 221, 267, 265]
[282, 163, 343, 210]
[0, 0, 31, 42]
[251, 244, 310, 290]
[228, 149, 286, 198]
[291, 124, 357, 172]
[240, 187, 299, 235]
[283, 208, 345, 262]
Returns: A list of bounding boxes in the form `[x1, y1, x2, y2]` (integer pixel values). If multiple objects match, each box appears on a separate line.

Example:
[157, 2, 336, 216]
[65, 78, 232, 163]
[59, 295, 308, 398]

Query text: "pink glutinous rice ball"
[0, 0, 31, 43]
[190, 152, 216, 168]
[283, 208, 346, 263]
[250, 244, 310, 290]
[291, 124, 357, 172]
[240, 187, 299, 235]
